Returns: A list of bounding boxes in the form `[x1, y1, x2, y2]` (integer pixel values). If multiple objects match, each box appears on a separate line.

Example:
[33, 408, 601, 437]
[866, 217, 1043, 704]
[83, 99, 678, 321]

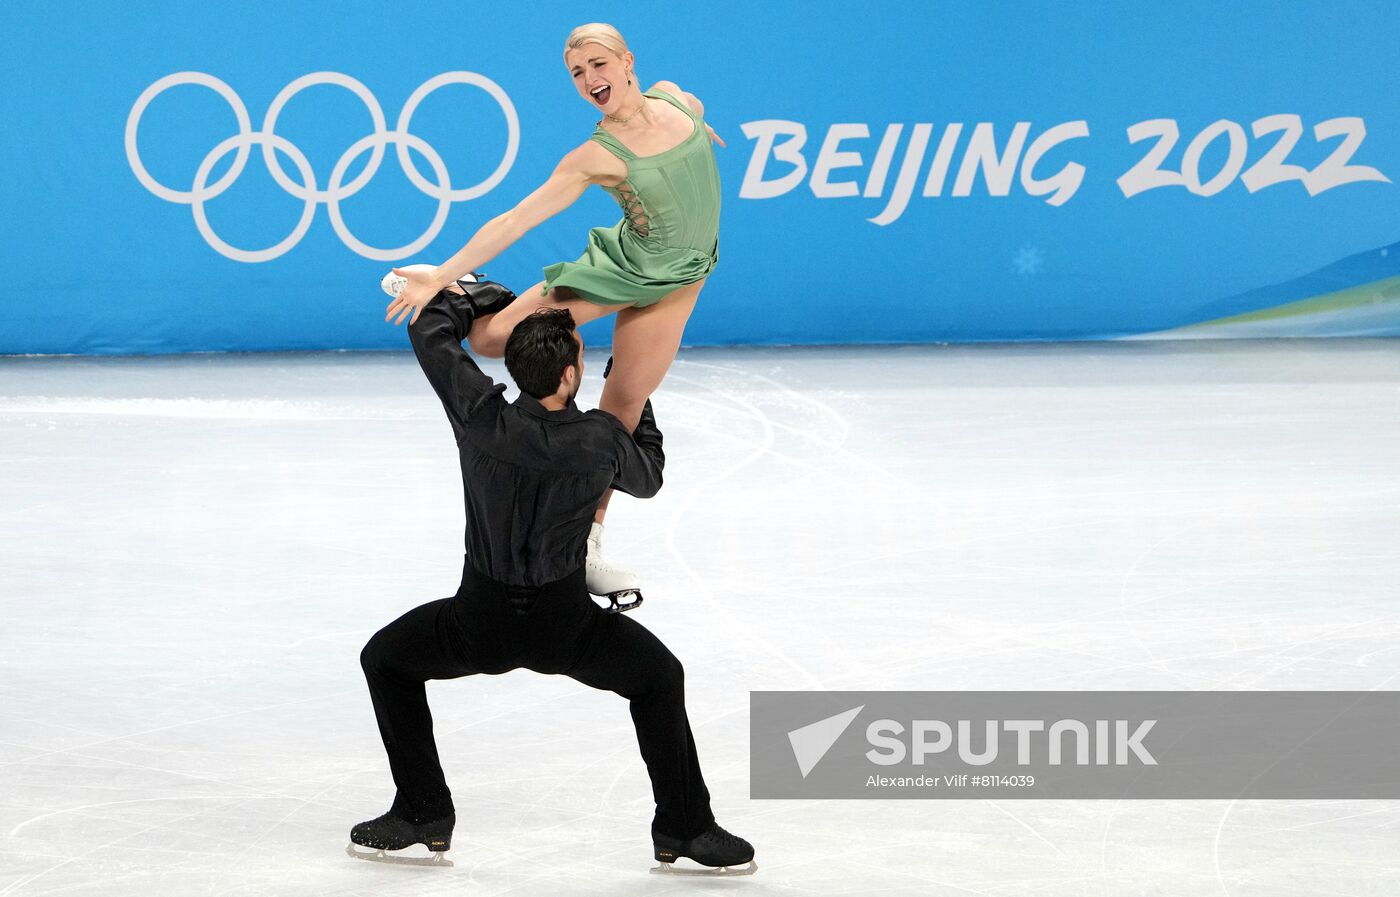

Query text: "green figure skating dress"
[542, 88, 721, 308]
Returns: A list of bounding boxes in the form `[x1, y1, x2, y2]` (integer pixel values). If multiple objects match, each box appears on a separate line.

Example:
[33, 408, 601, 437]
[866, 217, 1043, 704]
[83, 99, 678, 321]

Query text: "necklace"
[605, 97, 647, 126]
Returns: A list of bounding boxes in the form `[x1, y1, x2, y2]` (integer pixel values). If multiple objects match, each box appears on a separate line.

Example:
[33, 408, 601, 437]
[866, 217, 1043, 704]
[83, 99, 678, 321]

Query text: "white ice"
[2, 340, 1399, 896]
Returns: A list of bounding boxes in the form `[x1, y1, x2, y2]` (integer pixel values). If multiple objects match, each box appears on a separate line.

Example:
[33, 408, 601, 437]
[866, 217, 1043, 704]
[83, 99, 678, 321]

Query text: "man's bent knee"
[360, 633, 391, 677]
[659, 652, 685, 690]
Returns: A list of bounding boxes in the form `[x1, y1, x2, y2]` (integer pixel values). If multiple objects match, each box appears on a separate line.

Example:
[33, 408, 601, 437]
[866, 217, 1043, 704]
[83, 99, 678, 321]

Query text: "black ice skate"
[345, 810, 455, 867]
[651, 823, 757, 876]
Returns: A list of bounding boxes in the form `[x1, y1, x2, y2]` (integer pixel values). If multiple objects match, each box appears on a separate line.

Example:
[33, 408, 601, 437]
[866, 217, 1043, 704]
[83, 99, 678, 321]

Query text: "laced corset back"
[605, 179, 650, 237]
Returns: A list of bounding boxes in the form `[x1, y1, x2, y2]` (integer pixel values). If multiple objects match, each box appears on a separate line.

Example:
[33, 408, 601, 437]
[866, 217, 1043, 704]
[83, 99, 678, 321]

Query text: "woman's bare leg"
[467, 281, 617, 358]
[593, 278, 705, 523]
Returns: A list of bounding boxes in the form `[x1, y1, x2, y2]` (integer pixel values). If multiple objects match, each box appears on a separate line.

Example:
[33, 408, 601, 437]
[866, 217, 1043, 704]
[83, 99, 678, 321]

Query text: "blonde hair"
[563, 23, 630, 61]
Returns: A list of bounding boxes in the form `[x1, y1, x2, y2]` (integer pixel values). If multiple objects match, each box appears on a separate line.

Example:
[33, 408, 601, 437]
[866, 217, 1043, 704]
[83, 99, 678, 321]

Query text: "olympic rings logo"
[125, 71, 519, 262]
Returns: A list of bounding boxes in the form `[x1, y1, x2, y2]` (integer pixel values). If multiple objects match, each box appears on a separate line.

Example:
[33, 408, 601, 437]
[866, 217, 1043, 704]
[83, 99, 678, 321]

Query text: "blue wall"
[3, 0, 1399, 354]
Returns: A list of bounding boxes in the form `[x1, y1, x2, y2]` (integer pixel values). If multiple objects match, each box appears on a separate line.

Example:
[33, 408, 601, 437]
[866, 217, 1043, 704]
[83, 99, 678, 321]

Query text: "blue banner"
[3, 1, 1398, 354]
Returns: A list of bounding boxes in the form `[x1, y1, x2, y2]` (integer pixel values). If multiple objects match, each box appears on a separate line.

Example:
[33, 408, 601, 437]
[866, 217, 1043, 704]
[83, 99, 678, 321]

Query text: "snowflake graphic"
[1012, 245, 1044, 276]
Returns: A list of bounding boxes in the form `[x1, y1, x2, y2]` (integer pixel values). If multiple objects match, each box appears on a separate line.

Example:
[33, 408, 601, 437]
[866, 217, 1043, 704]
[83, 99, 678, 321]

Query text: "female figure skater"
[385, 22, 724, 603]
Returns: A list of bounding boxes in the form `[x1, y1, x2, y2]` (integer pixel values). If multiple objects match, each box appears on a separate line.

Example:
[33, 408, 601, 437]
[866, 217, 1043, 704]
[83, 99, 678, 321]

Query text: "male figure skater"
[350, 281, 755, 875]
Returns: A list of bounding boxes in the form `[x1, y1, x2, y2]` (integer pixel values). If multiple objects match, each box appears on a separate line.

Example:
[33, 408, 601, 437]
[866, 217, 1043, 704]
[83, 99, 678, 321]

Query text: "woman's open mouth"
[590, 85, 612, 107]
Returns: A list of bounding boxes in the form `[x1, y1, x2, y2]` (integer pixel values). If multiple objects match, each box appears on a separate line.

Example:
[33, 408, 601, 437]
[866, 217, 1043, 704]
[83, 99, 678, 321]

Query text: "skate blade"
[345, 843, 453, 867]
[651, 859, 757, 876]
[600, 591, 643, 614]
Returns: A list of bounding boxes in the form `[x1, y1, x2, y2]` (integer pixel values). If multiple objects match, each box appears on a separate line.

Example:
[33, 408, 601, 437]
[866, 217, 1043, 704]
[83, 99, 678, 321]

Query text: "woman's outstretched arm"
[386, 141, 618, 325]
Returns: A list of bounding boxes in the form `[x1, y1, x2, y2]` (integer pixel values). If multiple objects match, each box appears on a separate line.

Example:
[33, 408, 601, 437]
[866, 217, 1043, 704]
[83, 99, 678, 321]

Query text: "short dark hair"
[504, 308, 580, 399]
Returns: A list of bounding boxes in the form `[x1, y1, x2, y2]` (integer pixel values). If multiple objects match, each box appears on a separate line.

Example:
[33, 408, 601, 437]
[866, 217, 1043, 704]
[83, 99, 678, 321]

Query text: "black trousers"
[359, 560, 715, 840]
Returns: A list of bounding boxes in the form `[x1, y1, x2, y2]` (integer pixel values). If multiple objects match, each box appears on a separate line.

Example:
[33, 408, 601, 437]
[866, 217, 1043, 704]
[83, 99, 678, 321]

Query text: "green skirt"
[542, 221, 718, 308]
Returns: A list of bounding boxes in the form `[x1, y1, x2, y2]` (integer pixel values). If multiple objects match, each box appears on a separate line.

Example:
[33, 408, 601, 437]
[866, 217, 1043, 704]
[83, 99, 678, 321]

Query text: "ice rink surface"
[2, 339, 1399, 896]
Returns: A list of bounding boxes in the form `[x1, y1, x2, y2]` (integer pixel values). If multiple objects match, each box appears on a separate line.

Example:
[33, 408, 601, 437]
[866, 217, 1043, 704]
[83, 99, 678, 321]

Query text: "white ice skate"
[587, 522, 643, 613]
[381, 264, 481, 298]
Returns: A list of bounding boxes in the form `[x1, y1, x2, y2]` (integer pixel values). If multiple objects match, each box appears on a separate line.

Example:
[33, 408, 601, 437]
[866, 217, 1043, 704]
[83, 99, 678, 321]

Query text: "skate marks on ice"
[637, 344, 1400, 897]
[4, 344, 1400, 896]
[660, 357, 870, 691]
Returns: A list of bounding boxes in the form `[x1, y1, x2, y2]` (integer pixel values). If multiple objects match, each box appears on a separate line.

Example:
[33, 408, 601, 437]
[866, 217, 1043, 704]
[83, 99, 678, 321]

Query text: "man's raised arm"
[406, 286, 512, 438]
[608, 398, 665, 499]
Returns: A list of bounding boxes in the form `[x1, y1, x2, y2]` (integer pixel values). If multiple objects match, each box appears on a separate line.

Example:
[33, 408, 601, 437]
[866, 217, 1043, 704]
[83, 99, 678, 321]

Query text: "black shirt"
[407, 292, 664, 587]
